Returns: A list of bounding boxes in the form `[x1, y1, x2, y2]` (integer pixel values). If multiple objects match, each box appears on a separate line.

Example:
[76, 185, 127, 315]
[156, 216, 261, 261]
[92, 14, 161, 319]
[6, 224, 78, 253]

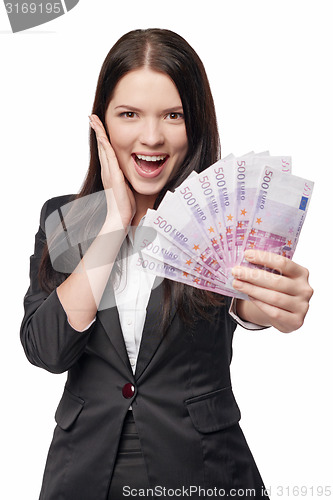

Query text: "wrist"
[236, 299, 271, 328]
[101, 216, 129, 235]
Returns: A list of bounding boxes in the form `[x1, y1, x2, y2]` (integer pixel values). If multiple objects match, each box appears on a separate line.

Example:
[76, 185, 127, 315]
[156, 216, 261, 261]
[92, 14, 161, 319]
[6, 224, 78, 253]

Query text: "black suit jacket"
[20, 195, 266, 499]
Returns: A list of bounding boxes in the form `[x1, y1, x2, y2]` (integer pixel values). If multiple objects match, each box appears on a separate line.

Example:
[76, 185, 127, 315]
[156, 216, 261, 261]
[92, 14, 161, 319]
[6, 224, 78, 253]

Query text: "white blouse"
[113, 222, 156, 374]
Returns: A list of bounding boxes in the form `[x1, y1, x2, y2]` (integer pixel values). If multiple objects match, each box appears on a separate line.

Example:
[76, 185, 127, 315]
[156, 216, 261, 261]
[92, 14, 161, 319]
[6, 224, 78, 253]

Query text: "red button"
[122, 383, 135, 399]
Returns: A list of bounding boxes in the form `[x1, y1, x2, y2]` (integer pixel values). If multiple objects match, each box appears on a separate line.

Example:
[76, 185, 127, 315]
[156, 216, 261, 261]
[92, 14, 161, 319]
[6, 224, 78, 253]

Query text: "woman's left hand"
[232, 250, 314, 333]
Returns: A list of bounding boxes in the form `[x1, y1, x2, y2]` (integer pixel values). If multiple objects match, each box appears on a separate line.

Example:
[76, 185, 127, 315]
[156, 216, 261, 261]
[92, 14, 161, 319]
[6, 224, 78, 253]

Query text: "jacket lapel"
[97, 281, 133, 375]
[134, 277, 177, 381]
[97, 275, 178, 381]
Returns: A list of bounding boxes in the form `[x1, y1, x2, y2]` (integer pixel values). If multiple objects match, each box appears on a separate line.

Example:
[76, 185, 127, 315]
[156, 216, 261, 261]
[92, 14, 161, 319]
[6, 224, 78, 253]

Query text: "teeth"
[136, 154, 167, 162]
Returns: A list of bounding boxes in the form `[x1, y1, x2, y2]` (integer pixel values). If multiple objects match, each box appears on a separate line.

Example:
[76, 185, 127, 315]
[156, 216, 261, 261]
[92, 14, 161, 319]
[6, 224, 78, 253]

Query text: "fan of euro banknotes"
[135, 152, 314, 300]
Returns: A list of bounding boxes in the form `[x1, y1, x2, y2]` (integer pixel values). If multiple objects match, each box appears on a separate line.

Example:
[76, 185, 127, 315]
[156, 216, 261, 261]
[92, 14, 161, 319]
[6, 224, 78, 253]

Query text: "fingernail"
[231, 266, 241, 277]
[232, 279, 242, 290]
[244, 250, 255, 261]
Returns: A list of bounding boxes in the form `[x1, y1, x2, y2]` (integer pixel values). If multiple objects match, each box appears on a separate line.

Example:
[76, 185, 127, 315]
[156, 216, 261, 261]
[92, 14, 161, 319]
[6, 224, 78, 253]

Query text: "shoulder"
[39, 194, 76, 231]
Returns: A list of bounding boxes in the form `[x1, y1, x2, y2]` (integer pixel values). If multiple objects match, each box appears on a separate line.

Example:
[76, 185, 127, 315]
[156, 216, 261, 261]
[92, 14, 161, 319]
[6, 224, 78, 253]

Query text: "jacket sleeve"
[20, 198, 96, 374]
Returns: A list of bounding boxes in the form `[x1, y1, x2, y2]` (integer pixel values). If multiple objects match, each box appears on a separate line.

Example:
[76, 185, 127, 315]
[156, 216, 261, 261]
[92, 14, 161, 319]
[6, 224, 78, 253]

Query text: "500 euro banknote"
[235, 167, 314, 280]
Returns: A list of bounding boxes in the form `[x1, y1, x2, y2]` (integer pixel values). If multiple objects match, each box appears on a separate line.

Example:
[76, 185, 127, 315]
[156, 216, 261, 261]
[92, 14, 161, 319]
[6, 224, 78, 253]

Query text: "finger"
[244, 249, 306, 278]
[89, 114, 110, 142]
[89, 115, 117, 162]
[96, 137, 108, 168]
[97, 137, 121, 176]
[97, 135, 115, 156]
[246, 297, 302, 333]
[232, 278, 298, 312]
[231, 265, 299, 296]
[90, 114, 104, 127]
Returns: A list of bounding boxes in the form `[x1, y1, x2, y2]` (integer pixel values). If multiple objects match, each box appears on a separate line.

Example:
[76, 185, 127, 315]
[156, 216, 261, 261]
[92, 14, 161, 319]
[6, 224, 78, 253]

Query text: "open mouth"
[133, 153, 168, 173]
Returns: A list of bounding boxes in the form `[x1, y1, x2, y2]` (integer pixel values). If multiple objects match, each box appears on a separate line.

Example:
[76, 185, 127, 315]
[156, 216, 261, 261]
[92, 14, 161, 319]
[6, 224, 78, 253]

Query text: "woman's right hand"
[89, 114, 136, 229]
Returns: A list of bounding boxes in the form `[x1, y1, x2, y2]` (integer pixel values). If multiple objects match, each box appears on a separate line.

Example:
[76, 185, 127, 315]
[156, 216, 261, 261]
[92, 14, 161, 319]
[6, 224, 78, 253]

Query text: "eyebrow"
[114, 105, 184, 113]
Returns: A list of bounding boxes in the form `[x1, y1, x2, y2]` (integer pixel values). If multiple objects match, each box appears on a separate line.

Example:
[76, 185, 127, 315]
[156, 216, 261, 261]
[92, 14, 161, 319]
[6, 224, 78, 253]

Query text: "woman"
[21, 29, 313, 499]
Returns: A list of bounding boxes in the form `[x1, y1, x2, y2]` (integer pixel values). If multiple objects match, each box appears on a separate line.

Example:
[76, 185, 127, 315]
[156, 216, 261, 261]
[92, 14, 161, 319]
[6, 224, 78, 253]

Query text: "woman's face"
[105, 68, 188, 204]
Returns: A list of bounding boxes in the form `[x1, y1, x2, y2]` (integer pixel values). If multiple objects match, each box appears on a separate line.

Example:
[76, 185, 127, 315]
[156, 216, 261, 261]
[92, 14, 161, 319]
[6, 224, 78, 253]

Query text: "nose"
[139, 118, 164, 147]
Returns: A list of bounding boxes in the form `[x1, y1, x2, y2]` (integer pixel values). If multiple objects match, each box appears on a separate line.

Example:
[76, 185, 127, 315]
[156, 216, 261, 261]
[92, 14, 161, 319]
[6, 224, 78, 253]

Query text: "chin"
[134, 187, 161, 198]
[132, 179, 166, 196]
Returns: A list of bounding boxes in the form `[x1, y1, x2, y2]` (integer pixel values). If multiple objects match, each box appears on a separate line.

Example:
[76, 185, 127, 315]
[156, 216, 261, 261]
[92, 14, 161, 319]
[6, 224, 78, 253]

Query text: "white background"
[1, 1, 332, 498]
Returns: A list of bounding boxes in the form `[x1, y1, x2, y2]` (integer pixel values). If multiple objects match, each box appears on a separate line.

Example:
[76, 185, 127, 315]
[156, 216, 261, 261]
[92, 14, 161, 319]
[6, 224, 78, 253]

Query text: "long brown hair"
[39, 28, 226, 332]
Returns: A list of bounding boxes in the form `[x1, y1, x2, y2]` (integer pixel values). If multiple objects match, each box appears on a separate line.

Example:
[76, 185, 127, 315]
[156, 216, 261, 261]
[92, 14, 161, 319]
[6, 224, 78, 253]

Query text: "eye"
[120, 111, 137, 119]
[166, 112, 184, 120]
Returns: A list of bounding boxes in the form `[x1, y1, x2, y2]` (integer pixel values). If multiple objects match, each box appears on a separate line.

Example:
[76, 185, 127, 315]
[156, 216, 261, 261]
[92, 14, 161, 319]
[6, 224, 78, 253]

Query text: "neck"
[131, 191, 157, 228]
